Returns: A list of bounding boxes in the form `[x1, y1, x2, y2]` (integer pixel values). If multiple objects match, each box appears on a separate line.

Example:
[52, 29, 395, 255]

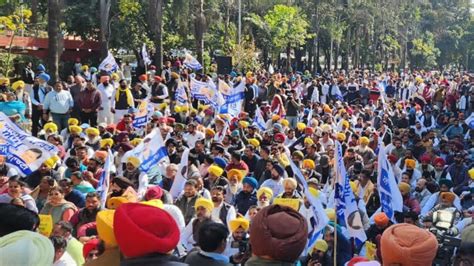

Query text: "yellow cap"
[399, 182, 411, 194]
[350, 181, 357, 193]
[469, 168, 474, 180]
[100, 138, 114, 148]
[272, 114, 280, 121]
[257, 187, 273, 200]
[312, 239, 328, 253]
[341, 120, 350, 129]
[44, 122, 58, 133]
[96, 210, 117, 247]
[127, 156, 140, 168]
[280, 119, 289, 127]
[308, 187, 320, 198]
[228, 169, 245, 182]
[336, 132, 346, 142]
[229, 217, 250, 233]
[195, 197, 214, 212]
[107, 196, 129, 210]
[325, 208, 336, 221]
[303, 159, 315, 169]
[11, 80, 25, 90]
[141, 199, 164, 209]
[296, 122, 306, 131]
[130, 138, 142, 147]
[304, 137, 314, 145]
[85, 127, 100, 136]
[208, 164, 224, 177]
[68, 118, 79, 126]
[360, 137, 370, 145]
[239, 121, 249, 128]
[205, 128, 216, 136]
[43, 155, 59, 169]
[248, 138, 260, 148]
[69, 125, 82, 134]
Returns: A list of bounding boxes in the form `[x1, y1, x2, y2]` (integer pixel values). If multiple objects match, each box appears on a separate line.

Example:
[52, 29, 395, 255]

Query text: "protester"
[0, 56, 473, 266]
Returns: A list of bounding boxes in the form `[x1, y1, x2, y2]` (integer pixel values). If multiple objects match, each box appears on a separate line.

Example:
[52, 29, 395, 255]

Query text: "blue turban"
[37, 73, 50, 82]
[213, 157, 227, 169]
[242, 176, 258, 189]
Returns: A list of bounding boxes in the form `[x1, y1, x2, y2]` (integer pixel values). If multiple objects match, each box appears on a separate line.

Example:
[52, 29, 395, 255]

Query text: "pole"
[238, 0, 241, 45]
[333, 180, 337, 266]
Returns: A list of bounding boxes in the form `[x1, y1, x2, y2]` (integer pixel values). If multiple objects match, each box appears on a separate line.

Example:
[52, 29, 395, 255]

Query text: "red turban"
[420, 154, 431, 164]
[433, 157, 445, 166]
[274, 133, 285, 143]
[83, 239, 100, 259]
[304, 127, 314, 135]
[113, 203, 179, 258]
[145, 186, 163, 201]
[154, 76, 162, 82]
[387, 154, 398, 164]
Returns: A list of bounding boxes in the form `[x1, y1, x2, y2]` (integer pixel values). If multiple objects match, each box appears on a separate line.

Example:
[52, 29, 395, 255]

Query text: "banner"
[133, 101, 154, 129]
[176, 81, 189, 105]
[0, 113, 58, 176]
[253, 107, 266, 131]
[377, 138, 403, 222]
[169, 148, 190, 199]
[99, 51, 119, 74]
[38, 214, 53, 237]
[286, 148, 329, 250]
[219, 79, 245, 117]
[183, 53, 203, 71]
[334, 140, 367, 244]
[96, 150, 113, 209]
[465, 113, 474, 129]
[190, 77, 224, 109]
[122, 128, 169, 174]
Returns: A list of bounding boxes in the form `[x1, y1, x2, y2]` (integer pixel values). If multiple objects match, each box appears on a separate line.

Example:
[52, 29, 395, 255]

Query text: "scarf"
[115, 87, 134, 107]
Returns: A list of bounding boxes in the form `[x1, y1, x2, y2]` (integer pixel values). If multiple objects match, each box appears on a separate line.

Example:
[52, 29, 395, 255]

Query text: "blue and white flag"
[133, 101, 154, 129]
[465, 113, 474, 129]
[96, 150, 113, 209]
[377, 138, 403, 222]
[169, 148, 190, 199]
[183, 53, 202, 71]
[190, 77, 224, 109]
[141, 43, 151, 65]
[219, 79, 245, 117]
[334, 140, 367, 244]
[0, 112, 58, 176]
[176, 81, 189, 105]
[122, 128, 169, 174]
[99, 51, 119, 74]
[286, 148, 329, 250]
[253, 107, 266, 131]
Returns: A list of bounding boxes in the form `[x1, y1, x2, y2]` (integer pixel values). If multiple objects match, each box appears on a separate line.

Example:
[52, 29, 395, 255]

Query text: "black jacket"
[121, 253, 187, 266]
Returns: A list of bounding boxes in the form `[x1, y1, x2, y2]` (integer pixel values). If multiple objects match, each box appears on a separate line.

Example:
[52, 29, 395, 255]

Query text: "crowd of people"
[0, 57, 473, 266]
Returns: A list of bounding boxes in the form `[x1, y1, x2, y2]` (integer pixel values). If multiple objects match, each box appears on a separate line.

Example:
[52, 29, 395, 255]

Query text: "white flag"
[169, 148, 190, 199]
[183, 53, 202, 71]
[142, 43, 151, 65]
[99, 51, 119, 73]
[96, 150, 114, 209]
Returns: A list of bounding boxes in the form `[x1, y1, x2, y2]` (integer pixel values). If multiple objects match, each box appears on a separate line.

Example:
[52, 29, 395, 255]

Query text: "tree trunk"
[223, 1, 230, 50]
[194, 0, 205, 73]
[31, 0, 38, 24]
[99, 0, 111, 60]
[47, 0, 62, 82]
[329, 38, 334, 71]
[148, 0, 164, 72]
[286, 45, 291, 72]
[335, 42, 340, 70]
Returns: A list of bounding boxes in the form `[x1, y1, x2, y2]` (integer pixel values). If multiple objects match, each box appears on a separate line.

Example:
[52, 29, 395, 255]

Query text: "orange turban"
[440, 192, 456, 204]
[405, 159, 416, 169]
[381, 223, 438, 266]
[374, 212, 389, 227]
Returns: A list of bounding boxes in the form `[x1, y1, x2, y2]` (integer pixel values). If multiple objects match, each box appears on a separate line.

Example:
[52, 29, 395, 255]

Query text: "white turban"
[0, 230, 54, 266]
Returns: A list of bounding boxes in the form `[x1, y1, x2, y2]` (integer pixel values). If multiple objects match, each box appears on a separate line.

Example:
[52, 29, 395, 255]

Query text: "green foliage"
[263, 5, 310, 51]
[410, 32, 440, 69]
[230, 39, 262, 73]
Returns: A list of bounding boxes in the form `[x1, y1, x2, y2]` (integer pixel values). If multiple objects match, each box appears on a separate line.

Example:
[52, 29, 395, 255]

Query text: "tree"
[410, 32, 440, 69]
[148, 0, 164, 70]
[263, 5, 310, 70]
[47, 0, 61, 81]
[193, 0, 206, 72]
[0, 6, 31, 76]
[100, 0, 112, 59]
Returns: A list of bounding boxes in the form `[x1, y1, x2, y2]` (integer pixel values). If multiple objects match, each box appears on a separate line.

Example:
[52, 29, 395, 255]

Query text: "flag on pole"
[132, 101, 154, 129]
[96, 150, 113, 209]
[141, 43, 151, 65]
[214, 121, 229, 143]
[253, 107, 266, 131]
[286, 148, 329, 250]
[122, 128, 169, 174]
[219, 79, 245, 117]
[334, 140, 367, 244]
[377, 138, 403, 222]
[169, 148, 190, 199]
[99, 51, 119, 74]
[190, 77, 224, 109]
[183, 53, 202, 71]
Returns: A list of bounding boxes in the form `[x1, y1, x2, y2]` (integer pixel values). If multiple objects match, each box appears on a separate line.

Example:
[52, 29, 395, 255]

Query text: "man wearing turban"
[180, 197, 214, 251]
